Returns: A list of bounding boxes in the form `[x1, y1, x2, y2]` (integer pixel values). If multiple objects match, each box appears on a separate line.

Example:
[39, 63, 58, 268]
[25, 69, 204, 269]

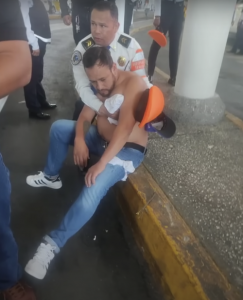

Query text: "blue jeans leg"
[48, 126, 145, 249]
[0, 153, 21, 291]
[44, 120, 76, 176]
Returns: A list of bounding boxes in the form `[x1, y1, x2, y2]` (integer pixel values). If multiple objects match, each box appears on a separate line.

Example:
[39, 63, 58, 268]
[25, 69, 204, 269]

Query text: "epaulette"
[82, 37, 95, 50]
[118, 34, 132, 48]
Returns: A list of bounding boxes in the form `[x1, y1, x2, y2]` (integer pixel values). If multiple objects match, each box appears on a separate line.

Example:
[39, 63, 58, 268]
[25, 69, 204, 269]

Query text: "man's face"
[85, 63, 117, 98]
[91, 9, 119, 46]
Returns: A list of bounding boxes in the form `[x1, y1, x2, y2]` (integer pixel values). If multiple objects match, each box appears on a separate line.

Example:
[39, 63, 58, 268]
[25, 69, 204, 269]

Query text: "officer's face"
[91, 9, 119, 46]
[85, 63, 117, 98]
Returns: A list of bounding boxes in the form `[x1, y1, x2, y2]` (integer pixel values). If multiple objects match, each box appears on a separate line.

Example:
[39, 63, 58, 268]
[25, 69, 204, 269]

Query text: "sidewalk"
[118, 23, 243, 300]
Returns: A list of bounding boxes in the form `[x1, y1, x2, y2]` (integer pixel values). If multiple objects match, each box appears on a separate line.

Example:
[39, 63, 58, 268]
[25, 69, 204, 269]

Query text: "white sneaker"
[26, 171, 62, 189]
[25, 242, 56, 280]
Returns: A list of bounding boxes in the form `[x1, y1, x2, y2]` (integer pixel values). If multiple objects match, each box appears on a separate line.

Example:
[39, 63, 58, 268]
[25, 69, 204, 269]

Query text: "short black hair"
[92, 1, 118, 21]
[83, 46, 113, 69]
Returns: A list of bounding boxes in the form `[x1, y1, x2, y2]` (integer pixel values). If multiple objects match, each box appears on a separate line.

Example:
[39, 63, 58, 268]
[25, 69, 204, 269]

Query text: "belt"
[104, 141, 147, 155]
[164, 0, 184, 3]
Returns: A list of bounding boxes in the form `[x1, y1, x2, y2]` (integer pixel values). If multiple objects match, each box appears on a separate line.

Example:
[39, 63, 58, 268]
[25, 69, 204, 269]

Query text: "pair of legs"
[148, 1, 184, 84]
[25, 120, 145, 279]
[231, 22, 243, 54]
[0, 154, 36, 299]
[24, 39, 49, 114]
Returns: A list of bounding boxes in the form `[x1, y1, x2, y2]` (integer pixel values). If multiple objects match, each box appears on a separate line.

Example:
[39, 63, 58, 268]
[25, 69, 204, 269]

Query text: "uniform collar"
[109, 32, 121, 51]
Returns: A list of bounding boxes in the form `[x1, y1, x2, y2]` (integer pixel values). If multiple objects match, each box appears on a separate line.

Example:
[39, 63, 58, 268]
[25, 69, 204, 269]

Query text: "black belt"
[104, 141, 147, 154]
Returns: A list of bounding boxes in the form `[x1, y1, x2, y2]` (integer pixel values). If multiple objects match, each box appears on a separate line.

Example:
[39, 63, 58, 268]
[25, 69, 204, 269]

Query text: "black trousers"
[148, 1, 184, 79]
[232, 22, 243, 52]
[72, 7, 92, 45]
[24, 39, 47, 113]
[124, 0, 135, 35]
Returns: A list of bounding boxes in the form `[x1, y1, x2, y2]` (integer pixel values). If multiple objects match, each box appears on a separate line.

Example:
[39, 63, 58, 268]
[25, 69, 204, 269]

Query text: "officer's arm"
[154, 0, 161, 17]
[130, 40, 152, 88]
[99, 76, 146, 166]
[59, 0, 69, 17]
[72, 44, 103, 113]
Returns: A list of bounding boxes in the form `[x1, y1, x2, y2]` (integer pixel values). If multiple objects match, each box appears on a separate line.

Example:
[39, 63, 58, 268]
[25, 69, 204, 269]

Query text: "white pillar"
[175, 0, 236, 99]
[116, 1, 126, 33]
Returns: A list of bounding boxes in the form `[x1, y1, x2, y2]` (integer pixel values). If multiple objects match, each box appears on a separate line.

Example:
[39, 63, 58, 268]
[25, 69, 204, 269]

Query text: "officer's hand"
[32, 49, 40, 56]
[63, 15, 72, 26]
[74, 138, 89, 167]
[153, 16, 160, 27]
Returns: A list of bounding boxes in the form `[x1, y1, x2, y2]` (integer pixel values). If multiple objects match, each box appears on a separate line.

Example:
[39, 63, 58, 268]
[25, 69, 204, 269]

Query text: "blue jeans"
[0, 153, 21, 291]
[43, 120, 145, 251]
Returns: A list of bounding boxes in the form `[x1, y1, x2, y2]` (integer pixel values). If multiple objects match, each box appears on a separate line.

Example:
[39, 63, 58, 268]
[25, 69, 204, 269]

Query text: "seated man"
[24, 46, 152, 280]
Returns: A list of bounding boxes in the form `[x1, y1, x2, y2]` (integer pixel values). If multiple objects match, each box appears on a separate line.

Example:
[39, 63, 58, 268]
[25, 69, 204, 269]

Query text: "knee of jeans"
[50, 120, 67, 140]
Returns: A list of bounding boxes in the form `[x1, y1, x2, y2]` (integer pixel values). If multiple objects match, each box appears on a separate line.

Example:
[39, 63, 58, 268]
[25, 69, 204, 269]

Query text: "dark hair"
[83, 46, 113, 69]
[92, 1, 118, 21]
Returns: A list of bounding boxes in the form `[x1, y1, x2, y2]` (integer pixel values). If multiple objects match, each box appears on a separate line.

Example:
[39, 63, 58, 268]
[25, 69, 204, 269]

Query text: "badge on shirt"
[82, 37, 95, 50]
[118, 56, 126, 67]
[71, 51, 82, 65]
[118, 35, 132, 48]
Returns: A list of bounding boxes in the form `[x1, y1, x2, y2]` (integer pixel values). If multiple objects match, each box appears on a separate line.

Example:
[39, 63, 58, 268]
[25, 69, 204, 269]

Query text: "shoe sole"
[26, 178, 62, 189]
[25, 263, 46, 280]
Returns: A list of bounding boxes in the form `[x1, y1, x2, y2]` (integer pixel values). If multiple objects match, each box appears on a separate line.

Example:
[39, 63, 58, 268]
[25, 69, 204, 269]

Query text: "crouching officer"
[72, 1, 151, 120]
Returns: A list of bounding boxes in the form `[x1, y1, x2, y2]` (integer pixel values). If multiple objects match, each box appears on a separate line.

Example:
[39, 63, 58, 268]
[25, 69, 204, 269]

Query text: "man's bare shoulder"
[121, 71, 147, 90]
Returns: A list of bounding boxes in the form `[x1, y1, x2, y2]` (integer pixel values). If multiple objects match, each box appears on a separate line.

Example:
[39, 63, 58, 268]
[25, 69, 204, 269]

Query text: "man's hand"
[153, 16, 160, 27]
[85, 161, 106, 187]
[63, 15, 72, 25]
[73, 138, 89, 167]
[32, 49, 40, 56]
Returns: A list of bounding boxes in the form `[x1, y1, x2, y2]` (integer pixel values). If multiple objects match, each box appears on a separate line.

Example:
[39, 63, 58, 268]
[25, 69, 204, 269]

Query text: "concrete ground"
[132, 29, 243, 293]
[0, 23, 163, 300]
[133, 27, 243, 120]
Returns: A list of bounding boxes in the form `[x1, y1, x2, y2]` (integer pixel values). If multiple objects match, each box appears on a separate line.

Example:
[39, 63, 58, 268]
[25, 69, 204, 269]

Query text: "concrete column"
[116, 1, 125, 32]
[166, 0, 237, 125]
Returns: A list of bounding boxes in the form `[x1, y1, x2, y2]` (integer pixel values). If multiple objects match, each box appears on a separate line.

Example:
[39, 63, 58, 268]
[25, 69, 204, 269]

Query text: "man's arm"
[130, 40, 152, 88]
[74, 105, 96, 167]
[0, 0, 31, 98]
[19, 0, 39, 52]
[72, 43, 103, 113]
[59, 0, 70, 17]
[154, 0, 161, 17]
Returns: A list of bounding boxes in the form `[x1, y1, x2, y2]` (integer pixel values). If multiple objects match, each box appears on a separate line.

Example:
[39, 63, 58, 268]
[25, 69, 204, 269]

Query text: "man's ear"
[111, 62, 117, 75]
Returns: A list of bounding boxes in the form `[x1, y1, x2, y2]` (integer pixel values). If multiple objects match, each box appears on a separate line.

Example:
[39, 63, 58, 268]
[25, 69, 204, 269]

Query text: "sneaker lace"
[33, 243, 55, 269]
[5, 282, 25, 299]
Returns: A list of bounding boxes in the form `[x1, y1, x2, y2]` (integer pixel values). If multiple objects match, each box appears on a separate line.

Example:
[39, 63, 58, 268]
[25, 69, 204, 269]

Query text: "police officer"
[0, 0, 37, 299]
[148, 0, 184, 86]
[59, 0, 115, 45]
[72, 1, 151, 120]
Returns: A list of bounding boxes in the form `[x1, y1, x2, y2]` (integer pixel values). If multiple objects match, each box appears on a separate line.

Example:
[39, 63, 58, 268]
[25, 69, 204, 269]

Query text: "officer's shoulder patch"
[118, 34, 132, 48]
[82, 37, 95, 50]
[71, 50, 82, 65]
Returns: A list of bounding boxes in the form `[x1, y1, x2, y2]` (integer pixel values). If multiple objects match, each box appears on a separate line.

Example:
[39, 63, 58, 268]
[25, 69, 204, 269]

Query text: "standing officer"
[148, 0, 184, 86]
[59, 0, 115, 45]
[0, 0, 37, 299]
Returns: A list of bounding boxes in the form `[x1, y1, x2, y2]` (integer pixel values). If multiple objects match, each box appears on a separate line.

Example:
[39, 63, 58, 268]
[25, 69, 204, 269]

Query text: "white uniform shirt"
[72, 32, 152, 112]
[19, 0, 39, 50]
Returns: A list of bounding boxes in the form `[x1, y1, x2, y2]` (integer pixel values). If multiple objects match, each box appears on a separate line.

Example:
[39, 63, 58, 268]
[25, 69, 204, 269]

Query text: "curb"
[116, 165, 242, 300]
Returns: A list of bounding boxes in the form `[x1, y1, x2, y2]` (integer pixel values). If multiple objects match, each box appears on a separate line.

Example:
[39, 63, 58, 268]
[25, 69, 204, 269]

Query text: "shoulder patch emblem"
[118, 35, 132, 48]
[82, 37, 95, 50]
[71, 50, 82, 65]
